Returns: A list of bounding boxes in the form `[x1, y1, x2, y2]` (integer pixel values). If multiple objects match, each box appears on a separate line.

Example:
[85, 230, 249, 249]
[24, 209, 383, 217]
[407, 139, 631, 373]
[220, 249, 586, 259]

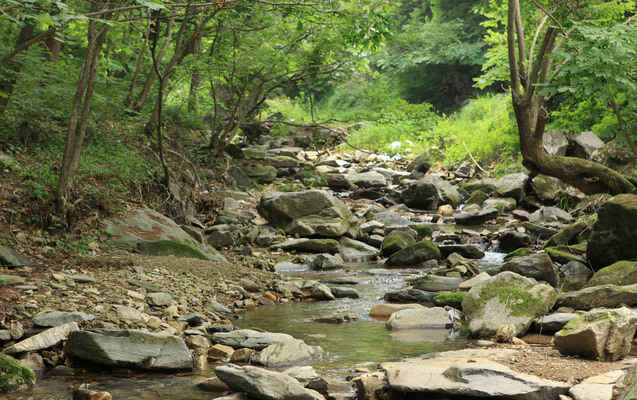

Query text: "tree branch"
[507, 0, 521, 95]
[0, 26, 55, 68]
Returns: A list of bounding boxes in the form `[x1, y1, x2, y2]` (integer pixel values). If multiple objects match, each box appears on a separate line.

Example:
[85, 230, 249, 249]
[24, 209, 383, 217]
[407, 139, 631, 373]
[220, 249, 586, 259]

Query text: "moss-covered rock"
[482, 197, 517, 213]
[0, 354, 35, 393]
[543, 220, 591, 248]
[461, 271, 557, 339]
[381, 230, 416, 256]
[439, 245, 485, 259]
[410, 224, 433, 238]
[499, 231, 532, 253]
[586, 261, 637, 287]
[459, 178, 496, 195]
[465, 190, 488, 206]
[545, 247, 584, 264]
[503, 247, 533, 261]
[557, 284, 637, 310]
[587, 194, 637, 269]
[385, 240, 441, 267]
[433, 292, 466, 308]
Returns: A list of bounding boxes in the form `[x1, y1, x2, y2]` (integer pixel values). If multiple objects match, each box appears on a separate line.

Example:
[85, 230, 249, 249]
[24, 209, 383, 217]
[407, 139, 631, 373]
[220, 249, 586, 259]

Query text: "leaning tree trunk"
[55, 13, 110, 225]
[507, 0, 636, 195]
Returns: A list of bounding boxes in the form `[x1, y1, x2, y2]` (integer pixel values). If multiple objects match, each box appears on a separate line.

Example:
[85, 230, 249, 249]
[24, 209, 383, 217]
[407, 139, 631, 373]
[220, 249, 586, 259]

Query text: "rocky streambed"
[1, 136, 637, 400]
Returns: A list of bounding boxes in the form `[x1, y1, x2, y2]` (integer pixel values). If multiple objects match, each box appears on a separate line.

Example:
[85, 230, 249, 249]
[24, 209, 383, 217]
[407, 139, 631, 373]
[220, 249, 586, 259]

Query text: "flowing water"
[4, 227, 506, 399]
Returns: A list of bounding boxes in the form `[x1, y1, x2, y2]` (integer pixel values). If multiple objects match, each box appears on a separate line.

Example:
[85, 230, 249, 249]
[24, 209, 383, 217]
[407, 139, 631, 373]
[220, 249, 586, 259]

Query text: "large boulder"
[402, 175, 461, 210]
[494, 173, 528, 203]
[381, 230, 416, 256]
[587, 194, 637, 269]
[543, 130, 569, 156]
[554, 307, 637, 361]
[569, 131, 604, 159]
[64, 329, 193, 371]
[386, 307, 454, 330]
[253, 339, 323, 367]
[0, 354, 35, 393]
[557, 284, 637, 310]
[501, 253, 558, 287]
[215, 364, 325, 400]
[385, 241, 441, 267]
[257, 190, 357, 237]
[103, 208, 227, 262]
[461, 272, 557, 339]
[586, 260, 637, 287]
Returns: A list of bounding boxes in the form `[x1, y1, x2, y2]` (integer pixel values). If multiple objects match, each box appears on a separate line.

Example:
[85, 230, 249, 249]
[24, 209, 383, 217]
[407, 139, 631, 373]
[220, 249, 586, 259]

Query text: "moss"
[587, 260, 637, 287]
[558, 310, 617, 335]
[464, 279, 553, 318]
[0, 354, 36, 393]
[433, 292, 466, 308]
[545, 247, 582, 264]
[465, 190, 488, 206]
[503, 247, 533, 261]
[411, 224, 433, 238]
[543, 221, 589, 248]
[136, 239, 212, 260]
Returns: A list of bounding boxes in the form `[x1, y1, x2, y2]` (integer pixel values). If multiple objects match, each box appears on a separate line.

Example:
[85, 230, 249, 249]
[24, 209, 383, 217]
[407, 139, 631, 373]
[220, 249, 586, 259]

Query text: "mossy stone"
[465, 190, 488, 206]
[411, 224, 433, 238]
[0, 354, 36, 393]
[543, 220, 591, 248]
[545, 247, 584, 264]
[433, 292, 466, 308]
[381, 230, 416, 256]
[385, 240, 441, 267]
[586, 260, 637, 287]
[503, 247, 533, 261]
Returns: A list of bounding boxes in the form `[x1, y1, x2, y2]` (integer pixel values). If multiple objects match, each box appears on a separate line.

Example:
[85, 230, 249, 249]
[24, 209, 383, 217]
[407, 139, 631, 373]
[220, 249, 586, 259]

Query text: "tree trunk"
[55, 12, 110, 225]
[0, 22, 36, 110]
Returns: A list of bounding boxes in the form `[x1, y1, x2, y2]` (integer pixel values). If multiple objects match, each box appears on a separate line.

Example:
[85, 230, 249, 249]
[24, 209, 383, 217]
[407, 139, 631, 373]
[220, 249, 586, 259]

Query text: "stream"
[5, 227, 505, 400]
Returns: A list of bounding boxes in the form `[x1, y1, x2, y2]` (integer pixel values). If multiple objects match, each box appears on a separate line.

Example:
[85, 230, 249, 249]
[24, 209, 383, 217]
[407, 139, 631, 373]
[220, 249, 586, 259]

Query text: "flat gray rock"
[339, 237, 380, 262]
[557, 284, 637, 310]
[215, 364, 325, 400]
[386, 308, 453, 330]
[3, 322, 79, 355]
[252, 339, 324, 367]
[532, 313, 578, 332]
[271, 238, 341, 254]
[211, 329, 294, 350]
[0, 245, 31, 267]
[32, 311, 95, 327]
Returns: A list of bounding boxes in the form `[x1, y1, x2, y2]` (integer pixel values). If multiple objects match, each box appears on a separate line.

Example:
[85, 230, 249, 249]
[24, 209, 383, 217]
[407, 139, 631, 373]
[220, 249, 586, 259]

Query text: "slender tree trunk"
[46, 0, 64, 61]
[55, 12, 110, 225]
[0, 22, 36, 110]
[124, 14, 151, 108]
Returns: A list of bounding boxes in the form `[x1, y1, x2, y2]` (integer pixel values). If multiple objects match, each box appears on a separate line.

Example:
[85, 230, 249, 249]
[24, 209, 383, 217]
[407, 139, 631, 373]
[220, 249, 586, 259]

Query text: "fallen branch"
[462, 140, 490, 177]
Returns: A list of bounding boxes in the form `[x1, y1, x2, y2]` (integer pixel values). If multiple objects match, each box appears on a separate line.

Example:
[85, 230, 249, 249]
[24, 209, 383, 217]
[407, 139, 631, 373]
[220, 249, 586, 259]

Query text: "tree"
[506, 0, 636, 195]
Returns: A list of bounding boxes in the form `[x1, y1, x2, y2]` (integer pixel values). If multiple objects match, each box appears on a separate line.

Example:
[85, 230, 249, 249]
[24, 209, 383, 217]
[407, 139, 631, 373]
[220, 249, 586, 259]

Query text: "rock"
[543, 130, 569, 156]
[432, 292, 466, 308]
[453, 208, 499, 225]
[241, 164, 277, 183]
[557, 284, 637, 310]
[532, 313, 578, 332]
[300, 281, 335, 301]
[351, 372, 386, 400]
[381, 230, 416, 256]
[325, 173, 358, 191]
[215, 364, 325, 400]
[369, 304, 426, 319]
[544, 220, 590, 248]
[146, 292, 173, 307]
[344, 171, 387, 188]
[0, 354, 35, 393]
[282, 366, 319, 383]
[228, 165, 258, 191]
[458, 272, 491, 291]
[0, 245, 31, 268]
[383, 354, 568, 399]
[546, 247, 585, 264]
[569, 383, 613, 400]
[385, 241, 441, 267]
[559, 261, 593, 290]
[373, 211, 415, 227]
[384, 289, 436, 303]
[461, 272, 557, 339]
[498, 231, 532, 253]
[386, 307, 454, 330]
[307, 253, 344, 270]
[65, 329, 193, 371]
[103, 208, 227, 262]
[412, 275, 462, 292]
[206, 224, 236, 249]
[272, 238, 341, 254]
[501, 253, 558, 287]
[360, 221, 384, 233]
[495, 324, 516, 343]
[438, 204, 454, 217]
[230, 348, 254, 363]
[586, 260, 637, 287]
[619, 362, 637, 400]
[529, 206, 573, 224]
[465, 190, 488, 206]
[185, 335, 210, 350]
[570, 131, 604, 159]
[438, 244, 485, 259]
[257, 190, 357, 237]
[72, 387, 112, 400]
[115, 306, 143, 324]
[206, 300, 232, 314]
[3, 322, 79, 355]
[554, 307, 637, 361]
[273, 262, 308, 273]
[587, 194, 637, 269]
[402, 175, 462, 210]
[306, 377, 355, 400]
[330, 287, 359, 299]
[211, 329, 294, 350]
[0, 274, 25, 285]
[339, 237, 380, 262]
[32, 311, 95, 327]
[406, 152, 430, 174]
[253, 339, 323, 366]
[495, 173, 528, 203]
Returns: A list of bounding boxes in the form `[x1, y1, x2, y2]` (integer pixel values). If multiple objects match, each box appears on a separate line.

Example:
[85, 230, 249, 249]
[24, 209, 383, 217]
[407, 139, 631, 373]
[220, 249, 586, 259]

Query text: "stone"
[544, 220, 590, 248]
[146, 292, 173, 307]
[560, 261, 593, 290]
[330, 287, 359, 299]
[205, 300, 232, 314]
[461, 272, 557, 339]
[272, 238, 341, 254]
[458, 272, 491, 291]
[557, 284, 637, 310]
[453, 208, 499, 225]
[32, 311, 95, 327]
[529, 206, 573, 224]
[228, 165, 258, 191]
[195, 376, 231, 392]
[307, 253, 344, 270]
[360, 221, 384, 233]
[495, 324, 517, 343]
[178, 313, 203, 326]
[499, 231, 533, 253]
[384, 289, 436, 303]
[438, 244, 485, 259]
[532, 313, 578, 332]
[273, 262, 308, 273]
[495, 173, 528, 202]
[206, 224, 236, 249]
[546, 247, 585, 264]
[2, 322, 79, 355]
[369, 304, 426, 319]
[385, 241, 441, 267]
[381, 230, 416, 256]
[300, 281, 335, 301]
[432, 292, 466, 308]
[587, 260, 637, 287]
[0, 354, 36, 393]
[185, 335, 210, 350]
[65, 329, 194, 371]
[373, 211, 415, 227]
[570, 131, 604, 159]
[554, 307, 637, 361]
[386, 307, 454, 330]
[115, 306, 143, 324]
[241, 164, 277, 183]
[406, 152, 430, 173]
[253, 339, 324, 366]
[209, 344, 234, 360]
[588, 195, 637, 269]
[465, 190, 488, 206]
[211, 329, 294, 350]
[569, 383, 613, 400]
[230, 348, 253, 363]
[257, 190, 357, 237]
[325, 173, 357, 191]
[344, 171, 387, 188]
[282, 366, 319, 383]
[0, 245, 31, 268]
[339, 237, 380, 262]
[543, 130, 569, 156]
[103, 208, 227, 262]
[438, 204, 454, 217]
[501, 253, 559, 287]
[306, 377, 355, 400]
[619, 362, 637, 400]
[402, 175, 462, 210]
[214, 364, 325, 400]
[0, 274, 25, 285]
[412, 275, 462, 292]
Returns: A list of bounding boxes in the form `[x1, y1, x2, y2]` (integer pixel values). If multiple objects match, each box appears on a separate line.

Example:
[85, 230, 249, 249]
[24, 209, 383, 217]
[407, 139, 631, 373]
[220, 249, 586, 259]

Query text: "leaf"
[39, 16, 56, 27]
[136, 0, 166, 10]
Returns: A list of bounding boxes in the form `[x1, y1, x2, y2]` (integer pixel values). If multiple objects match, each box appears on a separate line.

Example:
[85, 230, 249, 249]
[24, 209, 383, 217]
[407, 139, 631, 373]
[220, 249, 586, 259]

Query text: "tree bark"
[0, 22, 37, 110]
